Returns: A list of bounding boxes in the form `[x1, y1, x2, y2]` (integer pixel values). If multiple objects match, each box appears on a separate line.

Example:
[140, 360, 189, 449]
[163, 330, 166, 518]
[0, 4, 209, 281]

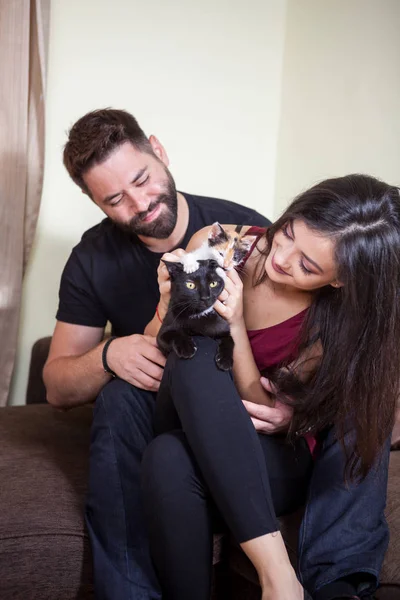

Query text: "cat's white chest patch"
[189, 306, 215, 319]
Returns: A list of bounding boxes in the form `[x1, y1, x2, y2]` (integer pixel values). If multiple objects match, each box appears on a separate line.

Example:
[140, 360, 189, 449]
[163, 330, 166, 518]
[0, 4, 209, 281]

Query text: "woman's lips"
[271, 255, 288, 275]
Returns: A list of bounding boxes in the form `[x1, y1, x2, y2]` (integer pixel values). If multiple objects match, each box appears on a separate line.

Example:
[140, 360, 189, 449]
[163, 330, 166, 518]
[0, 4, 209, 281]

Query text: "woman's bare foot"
[241, 531, 306, 600]
[261, 573, 304, 600]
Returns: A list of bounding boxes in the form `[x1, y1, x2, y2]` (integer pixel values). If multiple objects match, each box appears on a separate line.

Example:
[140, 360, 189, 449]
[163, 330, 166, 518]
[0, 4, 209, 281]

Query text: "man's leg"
[85, 378, 161, 600]
[298, 427, 390, 600]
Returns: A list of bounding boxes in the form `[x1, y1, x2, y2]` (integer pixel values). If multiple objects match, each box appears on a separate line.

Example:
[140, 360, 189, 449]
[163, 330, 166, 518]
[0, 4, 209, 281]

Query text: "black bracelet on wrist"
[102, 336, 118, 378]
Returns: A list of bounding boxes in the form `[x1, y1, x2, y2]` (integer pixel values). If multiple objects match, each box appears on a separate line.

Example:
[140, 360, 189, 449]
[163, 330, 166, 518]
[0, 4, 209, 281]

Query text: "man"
[43, 108, 270, 600]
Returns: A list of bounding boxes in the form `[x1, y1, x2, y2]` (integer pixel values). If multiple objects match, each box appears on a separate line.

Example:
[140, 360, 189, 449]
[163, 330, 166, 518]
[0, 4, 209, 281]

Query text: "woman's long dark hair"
[258, 174, 400, 480]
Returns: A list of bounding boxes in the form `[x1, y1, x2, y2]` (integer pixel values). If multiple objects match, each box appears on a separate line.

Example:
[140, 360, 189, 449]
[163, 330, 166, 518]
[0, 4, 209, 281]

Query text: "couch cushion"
[26, 337, 52, 404]
[0, 404, 93, 599]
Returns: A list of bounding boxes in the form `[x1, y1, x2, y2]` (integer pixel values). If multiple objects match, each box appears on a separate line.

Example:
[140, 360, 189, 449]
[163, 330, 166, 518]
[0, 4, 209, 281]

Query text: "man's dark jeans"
[298, 428, 390, 599]
[85, 376, 390, 600]
[86, 379, 161, 600]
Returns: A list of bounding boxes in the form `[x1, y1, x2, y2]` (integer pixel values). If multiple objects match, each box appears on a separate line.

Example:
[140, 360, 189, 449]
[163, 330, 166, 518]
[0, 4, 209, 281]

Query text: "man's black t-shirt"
[56, 192, 270, 336]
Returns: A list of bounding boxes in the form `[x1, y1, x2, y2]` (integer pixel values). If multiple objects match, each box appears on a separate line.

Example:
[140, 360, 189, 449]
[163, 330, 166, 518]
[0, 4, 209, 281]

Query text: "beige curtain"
[0, 0, 50, 406]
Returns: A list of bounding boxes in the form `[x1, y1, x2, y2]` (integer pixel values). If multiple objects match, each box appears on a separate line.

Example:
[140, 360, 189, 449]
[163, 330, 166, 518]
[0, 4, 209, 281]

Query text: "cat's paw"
[215, 350, 233, 371]
[215, 337, 234, 371]
[182, 255, 200, 274]
[173, 337, 197, 359]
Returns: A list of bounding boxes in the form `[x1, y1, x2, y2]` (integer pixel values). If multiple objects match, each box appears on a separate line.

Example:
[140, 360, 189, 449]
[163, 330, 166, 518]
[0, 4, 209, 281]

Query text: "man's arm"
[44, 321, 166, 409]
[44, 322, 109, 408]
[242, 383, 294, 434]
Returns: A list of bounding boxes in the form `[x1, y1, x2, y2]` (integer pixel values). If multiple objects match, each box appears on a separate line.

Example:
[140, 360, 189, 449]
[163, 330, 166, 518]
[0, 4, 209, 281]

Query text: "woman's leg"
[156, 337, 279, 542]
[147, 337, 313, 599]
[142, 430, 312, 600]
[141, 431, 217, 600]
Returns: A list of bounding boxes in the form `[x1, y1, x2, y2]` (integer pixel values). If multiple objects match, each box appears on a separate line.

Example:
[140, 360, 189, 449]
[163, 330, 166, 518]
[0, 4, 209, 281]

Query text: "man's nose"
[127, 190, 150, 214]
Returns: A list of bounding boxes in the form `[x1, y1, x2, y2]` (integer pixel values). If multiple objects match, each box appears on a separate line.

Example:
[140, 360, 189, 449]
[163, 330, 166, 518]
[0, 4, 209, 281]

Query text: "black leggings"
[141, 337, 313, 600]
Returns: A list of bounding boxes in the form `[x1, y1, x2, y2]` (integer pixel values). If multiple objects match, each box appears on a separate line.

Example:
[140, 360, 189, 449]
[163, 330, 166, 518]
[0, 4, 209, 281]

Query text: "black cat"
[157, 259, 234, 371]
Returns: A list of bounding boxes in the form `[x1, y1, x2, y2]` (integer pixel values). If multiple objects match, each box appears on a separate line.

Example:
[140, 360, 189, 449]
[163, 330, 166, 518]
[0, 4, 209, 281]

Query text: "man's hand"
[157, 249, 186, 318]
[242, 377, 293, 434]
[107, 334, 166, 392]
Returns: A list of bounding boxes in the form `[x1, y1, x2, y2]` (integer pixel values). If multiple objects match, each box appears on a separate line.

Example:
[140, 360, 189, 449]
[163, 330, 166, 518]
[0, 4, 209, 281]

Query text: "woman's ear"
[330, 280, 344, 288]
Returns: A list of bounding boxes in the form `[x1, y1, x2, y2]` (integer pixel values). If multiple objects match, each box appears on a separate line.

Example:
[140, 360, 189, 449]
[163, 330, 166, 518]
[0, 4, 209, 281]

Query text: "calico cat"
[157, 259, 234, 371]
[181, 222, 256, 274]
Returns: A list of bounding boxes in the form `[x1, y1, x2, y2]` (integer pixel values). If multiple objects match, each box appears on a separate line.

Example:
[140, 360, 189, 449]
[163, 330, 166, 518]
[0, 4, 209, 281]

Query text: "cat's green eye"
[186, 281, 196, 289]
[209, 281, 218, 288]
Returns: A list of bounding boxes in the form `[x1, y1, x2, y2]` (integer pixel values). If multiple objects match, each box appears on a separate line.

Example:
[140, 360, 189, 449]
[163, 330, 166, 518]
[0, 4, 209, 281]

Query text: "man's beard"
[115, 169, 178, 239]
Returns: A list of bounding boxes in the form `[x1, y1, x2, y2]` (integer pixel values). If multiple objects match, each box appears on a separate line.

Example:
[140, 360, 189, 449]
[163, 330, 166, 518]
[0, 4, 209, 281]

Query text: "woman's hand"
[242, 377, 294, 434]
[214, 268, 245, 328]
[157, 249, 186, 319]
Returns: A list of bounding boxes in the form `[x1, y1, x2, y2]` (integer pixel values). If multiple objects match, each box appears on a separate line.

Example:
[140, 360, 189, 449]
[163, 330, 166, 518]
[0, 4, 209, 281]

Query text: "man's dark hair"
[63, 108, 153, 193]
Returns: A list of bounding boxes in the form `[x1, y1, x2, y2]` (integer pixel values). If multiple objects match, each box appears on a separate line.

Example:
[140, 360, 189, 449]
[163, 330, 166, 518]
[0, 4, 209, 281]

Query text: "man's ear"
[161, 259, 183, 279]
[149, 135, 169, 167]
[82, 188, 94, 203]
[80, 177, 93, 199]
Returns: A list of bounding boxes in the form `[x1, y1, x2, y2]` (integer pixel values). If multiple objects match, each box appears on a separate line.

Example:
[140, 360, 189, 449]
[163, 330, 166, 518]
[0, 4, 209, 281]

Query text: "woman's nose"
[276, 246, 294, 270]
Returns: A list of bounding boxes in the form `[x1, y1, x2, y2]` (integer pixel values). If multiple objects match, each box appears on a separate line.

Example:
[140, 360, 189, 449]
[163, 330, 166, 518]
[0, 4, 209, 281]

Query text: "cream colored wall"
[274, 0, 400, 215]
[9, 0, 287, 404]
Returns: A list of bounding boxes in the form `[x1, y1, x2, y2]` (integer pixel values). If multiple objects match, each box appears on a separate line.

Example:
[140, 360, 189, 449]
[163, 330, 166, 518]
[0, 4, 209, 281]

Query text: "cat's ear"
[240, 235, 257, 251]
[209, 222, 228, 244]
[208, 259, 220, 270]
[161, 259, 184, 279]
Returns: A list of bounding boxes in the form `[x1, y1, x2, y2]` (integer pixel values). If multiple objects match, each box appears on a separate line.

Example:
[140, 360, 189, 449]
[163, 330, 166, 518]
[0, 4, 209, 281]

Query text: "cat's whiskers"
[168, 300, 196, 326]
[170, 298, 214, 324]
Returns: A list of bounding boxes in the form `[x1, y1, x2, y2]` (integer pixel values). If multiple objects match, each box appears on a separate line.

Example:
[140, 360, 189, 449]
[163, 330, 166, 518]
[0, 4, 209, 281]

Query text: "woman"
[142, 174, 400, 600]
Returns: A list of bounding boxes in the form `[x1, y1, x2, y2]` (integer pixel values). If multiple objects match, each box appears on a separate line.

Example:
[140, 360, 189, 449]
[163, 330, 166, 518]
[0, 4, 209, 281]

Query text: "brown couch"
[1, 337, 399, 600]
